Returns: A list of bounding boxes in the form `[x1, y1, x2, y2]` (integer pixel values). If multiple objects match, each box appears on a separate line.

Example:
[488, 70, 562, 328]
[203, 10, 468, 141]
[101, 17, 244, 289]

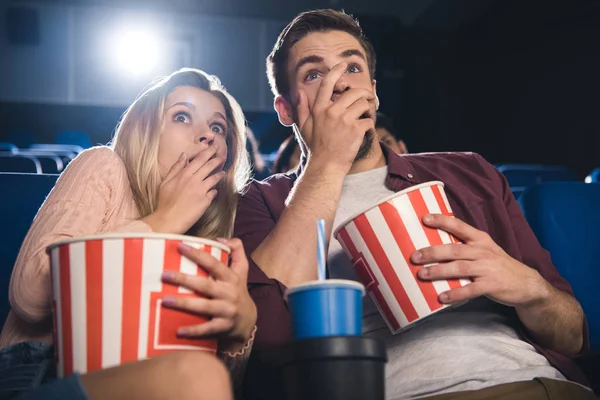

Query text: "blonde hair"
[111, 68, 250, 239]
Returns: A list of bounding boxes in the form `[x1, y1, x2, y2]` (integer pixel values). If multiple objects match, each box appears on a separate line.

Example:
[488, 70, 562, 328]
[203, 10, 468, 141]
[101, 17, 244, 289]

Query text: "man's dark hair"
[376, 112, 402, 141]
[266, 9, 377, 99]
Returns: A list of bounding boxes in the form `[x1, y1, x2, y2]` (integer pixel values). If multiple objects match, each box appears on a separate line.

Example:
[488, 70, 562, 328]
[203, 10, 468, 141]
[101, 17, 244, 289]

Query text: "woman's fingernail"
[216, 238, 229, 245]
[413, 251, 422, 262]
[179, 152, 186, 161]
[161, 271, 175, 281]
[439, 292, 449, 302]
[177, 328, 187, 337]
[423, 214, 434, 223]
[162, 296, 176, 306]
[419, 267, 429, 278]
[178, 242, 192, 253]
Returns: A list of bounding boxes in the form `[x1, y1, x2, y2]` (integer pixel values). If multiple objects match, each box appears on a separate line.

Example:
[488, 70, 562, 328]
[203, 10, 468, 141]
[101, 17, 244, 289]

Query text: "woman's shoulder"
[65, 146, 127, 177]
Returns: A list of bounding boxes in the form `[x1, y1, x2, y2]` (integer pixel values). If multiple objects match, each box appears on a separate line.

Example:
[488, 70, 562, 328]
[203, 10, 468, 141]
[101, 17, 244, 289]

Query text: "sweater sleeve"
[8, 147, 152, 324]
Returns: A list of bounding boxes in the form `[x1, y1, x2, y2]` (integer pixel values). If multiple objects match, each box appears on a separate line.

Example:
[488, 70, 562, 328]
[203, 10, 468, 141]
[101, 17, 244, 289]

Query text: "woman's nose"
[196, 128, 215, 145]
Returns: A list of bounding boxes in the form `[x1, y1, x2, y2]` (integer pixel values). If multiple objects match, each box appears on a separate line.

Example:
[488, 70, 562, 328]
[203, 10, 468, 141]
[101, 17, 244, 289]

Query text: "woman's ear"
[274, 96, 295, 127]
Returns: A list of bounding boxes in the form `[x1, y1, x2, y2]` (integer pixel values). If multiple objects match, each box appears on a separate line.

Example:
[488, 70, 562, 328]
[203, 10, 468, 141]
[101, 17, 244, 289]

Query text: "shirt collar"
[380, 143, 420, 184]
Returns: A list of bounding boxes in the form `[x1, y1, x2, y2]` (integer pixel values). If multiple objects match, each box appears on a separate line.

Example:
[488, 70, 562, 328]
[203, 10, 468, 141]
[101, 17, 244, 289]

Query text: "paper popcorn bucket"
[334, 181, 470, 334]
[47, 233, 230, 377]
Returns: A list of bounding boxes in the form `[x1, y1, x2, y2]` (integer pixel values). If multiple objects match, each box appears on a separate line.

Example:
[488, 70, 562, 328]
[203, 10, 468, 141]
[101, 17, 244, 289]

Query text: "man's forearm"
[516, 276, 585, 358]
[251, 158, 346, 287]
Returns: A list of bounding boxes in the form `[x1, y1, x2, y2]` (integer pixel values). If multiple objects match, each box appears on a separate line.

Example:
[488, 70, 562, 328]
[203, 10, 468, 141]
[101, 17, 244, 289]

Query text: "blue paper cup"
[284, 279, 365, 339]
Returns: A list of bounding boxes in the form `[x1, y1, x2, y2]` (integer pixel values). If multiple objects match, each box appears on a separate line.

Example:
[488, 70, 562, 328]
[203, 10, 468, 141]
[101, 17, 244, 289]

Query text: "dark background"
[1, 0, 599, 177]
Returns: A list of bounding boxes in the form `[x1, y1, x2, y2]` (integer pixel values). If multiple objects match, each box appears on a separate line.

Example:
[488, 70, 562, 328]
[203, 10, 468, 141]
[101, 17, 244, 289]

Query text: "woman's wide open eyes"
[211, 122, 227, 135]
[173, 111, 191, 124]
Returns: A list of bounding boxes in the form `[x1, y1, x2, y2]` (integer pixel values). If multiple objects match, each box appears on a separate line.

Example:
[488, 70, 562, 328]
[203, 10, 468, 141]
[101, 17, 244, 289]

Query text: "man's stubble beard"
[292, 106, 377, 165]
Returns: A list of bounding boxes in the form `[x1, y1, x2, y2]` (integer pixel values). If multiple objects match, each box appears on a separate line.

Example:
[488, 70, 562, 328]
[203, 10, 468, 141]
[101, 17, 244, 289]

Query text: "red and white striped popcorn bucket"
[47, 233, 230, 377]
[334, 181, 470, 334]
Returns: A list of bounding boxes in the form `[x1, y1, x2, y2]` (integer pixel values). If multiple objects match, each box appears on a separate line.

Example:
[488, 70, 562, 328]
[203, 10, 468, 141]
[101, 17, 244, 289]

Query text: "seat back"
[519, 182, 600, 352]
[586, 168, 600, 183]
[0, 143, 17, 152]
[498, 164, 578, 187]
[0, 154, 42, 173]
[17, 151, 63, 173]
[0, 173, 59, 323]
[54, 131, 91, 149]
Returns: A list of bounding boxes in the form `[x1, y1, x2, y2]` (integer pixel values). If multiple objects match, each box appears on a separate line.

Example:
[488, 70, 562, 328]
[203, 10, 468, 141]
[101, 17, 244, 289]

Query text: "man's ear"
[274, 96, 295, 127]
[372, 79, 379, 110]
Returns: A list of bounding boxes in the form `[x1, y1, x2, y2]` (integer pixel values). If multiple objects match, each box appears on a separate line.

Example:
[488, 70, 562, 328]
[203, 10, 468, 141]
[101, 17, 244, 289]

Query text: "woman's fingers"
[162, 152, 187, 183]
[161, 296, 237, 319]
[161, 271, 235, 300]
[176, 318, 234, 338]
[177, 244, 233, 282]
[215, 238, 248, 279]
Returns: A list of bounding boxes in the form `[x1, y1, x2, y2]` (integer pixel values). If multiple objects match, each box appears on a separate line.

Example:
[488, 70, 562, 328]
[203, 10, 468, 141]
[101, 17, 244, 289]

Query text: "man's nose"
[331, 81, 351, 102]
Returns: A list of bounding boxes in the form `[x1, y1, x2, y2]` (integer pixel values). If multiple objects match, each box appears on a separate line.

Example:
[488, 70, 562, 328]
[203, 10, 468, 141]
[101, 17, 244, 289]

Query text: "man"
[376, 112, 408, 154]
[234, 9, 594, 400]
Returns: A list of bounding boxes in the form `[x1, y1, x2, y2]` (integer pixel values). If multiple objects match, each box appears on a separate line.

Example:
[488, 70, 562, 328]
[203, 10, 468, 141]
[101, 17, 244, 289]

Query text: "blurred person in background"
[376, 112, 408, 154]
[0, 68, 256, 400]
[245, 126, 270, 180]
[272, 135, 301, 174]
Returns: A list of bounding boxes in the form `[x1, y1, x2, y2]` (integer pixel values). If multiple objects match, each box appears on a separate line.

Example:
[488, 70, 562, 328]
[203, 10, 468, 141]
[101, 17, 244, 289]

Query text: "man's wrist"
[515, 271, 553, 313]
[305, 153, 349, 178]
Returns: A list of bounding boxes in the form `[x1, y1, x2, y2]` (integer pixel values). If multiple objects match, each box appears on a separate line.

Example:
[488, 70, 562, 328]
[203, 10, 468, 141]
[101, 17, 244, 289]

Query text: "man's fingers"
[331, 88, 375, 111]
[423, 214, 488, 244]
[296, 89, 310, 130]
[345, 97, 373, 122]
[356, 118, 375, 135]
[416, 260, 480, 281]
[438, 283, 482, 304]
[412, 243, 486, 265]
[313, 62, 348, 110]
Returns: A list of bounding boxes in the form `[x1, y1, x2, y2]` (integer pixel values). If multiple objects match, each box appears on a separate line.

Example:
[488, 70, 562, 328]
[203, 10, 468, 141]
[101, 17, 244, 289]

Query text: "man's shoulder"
[239, 171, 296, 203]
[404, 151, 486, 166]
[402, 151, 494, 178]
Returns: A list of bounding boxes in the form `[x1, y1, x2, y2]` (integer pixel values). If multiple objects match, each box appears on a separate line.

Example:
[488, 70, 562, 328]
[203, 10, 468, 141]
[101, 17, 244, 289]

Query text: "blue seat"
[4, 131, 36, 148]
[17, 151, 64, 173]
[586, 168, 600, 184]
[0, 173, 59, 324]
[54, 131, 91, 149]
[519, 182, 600, 353]
[0, 153, 42, 174]
[0, 143, 17, 153]
[498, 164, 578, 187]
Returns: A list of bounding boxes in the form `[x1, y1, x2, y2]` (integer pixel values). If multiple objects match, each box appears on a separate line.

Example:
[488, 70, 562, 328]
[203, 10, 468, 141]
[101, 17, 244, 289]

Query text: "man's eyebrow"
[294, 55, 324, 74]
[339, 49, 366, 61]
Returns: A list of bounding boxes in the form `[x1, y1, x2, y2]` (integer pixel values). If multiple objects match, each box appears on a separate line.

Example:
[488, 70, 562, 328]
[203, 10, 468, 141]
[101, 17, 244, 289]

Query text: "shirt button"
[407, 173, 414, 179]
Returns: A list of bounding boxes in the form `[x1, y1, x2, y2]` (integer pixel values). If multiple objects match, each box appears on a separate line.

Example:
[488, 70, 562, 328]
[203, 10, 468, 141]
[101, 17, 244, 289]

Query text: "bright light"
[585, 176, 592, 183]
[111, 29, 163, 77]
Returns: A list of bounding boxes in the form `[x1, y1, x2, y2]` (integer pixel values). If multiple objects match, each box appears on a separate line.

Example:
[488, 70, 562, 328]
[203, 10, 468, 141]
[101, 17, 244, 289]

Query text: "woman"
[0, 68, 255, 399]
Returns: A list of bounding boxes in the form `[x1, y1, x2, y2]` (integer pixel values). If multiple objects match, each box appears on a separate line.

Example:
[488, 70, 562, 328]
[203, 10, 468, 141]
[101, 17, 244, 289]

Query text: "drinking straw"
[317, 219, 326, 280]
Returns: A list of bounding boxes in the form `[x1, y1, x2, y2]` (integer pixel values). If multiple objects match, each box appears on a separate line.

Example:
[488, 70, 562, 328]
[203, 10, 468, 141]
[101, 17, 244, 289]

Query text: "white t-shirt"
[328, 166, 566, 399]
